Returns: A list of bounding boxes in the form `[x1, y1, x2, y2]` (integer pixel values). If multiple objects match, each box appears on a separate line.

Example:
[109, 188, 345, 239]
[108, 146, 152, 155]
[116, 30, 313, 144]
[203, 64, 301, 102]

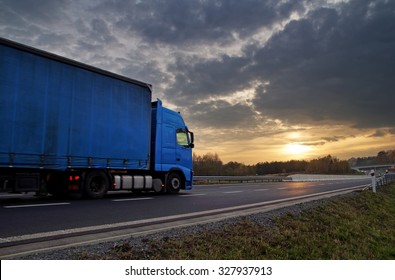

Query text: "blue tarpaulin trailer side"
[0, 38, 152, 171]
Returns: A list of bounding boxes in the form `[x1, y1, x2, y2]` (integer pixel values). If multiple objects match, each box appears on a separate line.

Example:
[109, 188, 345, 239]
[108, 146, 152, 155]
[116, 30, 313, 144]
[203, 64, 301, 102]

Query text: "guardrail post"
[370, 169, 376, 193]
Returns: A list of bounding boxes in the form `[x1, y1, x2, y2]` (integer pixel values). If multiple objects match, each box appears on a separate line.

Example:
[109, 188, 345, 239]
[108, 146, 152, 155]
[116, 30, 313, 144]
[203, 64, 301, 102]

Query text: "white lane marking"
[277, 187, 288, 190]
[219, 186, 239, 189]
[254, 189, 269, 191]
[112, 197, 153, 202]
[181, 193, 207, 197]
[3, 203, 70, 209]
[224, 191, 243, 194]
[0, 193, 26, 198]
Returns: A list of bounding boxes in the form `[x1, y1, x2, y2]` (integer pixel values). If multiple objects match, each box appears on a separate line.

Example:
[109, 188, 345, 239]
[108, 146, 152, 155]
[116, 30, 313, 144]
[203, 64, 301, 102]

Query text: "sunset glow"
[284, 144, 312, 156]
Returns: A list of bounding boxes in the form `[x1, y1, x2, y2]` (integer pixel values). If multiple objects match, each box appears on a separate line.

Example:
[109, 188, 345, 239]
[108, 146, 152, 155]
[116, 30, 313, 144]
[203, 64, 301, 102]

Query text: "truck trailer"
[0, 37, 194, 198]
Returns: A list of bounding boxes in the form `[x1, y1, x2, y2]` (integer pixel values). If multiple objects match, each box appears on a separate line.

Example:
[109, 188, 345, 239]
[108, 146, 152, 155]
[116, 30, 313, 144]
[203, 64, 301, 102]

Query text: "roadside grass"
[79, 183, 395, 260]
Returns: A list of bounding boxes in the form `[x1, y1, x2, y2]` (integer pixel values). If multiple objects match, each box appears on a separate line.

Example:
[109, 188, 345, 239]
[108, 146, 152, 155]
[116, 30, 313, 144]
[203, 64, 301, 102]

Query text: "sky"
[1, 0, 394, 164]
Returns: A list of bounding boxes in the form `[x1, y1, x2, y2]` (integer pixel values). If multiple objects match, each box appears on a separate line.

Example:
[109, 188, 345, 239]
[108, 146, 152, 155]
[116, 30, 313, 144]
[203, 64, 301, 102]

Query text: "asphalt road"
[0, 179, 370, 239]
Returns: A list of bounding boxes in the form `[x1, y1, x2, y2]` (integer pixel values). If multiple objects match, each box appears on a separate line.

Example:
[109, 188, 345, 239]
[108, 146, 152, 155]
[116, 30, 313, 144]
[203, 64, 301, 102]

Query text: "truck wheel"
[84, 171, 109, 199]
[166, 173, 183, 194]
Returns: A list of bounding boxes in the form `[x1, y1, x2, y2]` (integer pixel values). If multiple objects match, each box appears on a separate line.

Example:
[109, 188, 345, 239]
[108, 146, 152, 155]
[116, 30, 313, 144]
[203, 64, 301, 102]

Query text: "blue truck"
[0, 37, 194, 198]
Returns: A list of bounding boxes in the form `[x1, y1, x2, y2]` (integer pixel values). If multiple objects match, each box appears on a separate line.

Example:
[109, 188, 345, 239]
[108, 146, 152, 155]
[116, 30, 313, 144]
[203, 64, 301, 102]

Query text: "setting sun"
[284, 143, 311, 156]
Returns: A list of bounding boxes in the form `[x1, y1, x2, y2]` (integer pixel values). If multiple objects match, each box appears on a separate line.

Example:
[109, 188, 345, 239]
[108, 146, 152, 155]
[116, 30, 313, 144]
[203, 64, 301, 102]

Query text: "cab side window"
[176, 129, 189, 147]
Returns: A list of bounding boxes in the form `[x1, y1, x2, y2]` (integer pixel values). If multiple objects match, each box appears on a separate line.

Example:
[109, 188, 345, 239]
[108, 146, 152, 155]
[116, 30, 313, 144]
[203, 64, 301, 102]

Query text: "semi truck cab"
[151, 99, 194, 193]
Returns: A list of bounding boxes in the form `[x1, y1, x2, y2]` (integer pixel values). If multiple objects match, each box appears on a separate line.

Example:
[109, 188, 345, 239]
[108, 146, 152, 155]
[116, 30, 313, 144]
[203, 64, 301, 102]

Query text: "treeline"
[193, 153, 255, 176]
[348, 150, 395, 166]
[193, 153, 353, 176]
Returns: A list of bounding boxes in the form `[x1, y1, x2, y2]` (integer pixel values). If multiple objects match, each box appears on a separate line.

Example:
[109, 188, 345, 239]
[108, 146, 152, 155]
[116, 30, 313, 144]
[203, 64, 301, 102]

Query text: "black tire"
[166, 172, 183, 194]
[83, 170, 109, 199]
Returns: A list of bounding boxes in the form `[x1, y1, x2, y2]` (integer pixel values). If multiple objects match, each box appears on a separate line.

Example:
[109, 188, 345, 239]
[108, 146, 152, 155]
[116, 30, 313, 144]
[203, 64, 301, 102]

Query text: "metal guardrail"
[193, 174, 395, 186]
[363, 173, 395, 191]
[289, 174, 370, 181]
[193, 175, 290, 184]
[375, 173, 395, 187]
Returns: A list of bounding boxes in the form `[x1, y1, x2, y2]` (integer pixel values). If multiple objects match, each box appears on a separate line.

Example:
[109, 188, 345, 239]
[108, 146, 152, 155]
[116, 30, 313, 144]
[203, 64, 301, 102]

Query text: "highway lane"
[0, 179, 371, 239]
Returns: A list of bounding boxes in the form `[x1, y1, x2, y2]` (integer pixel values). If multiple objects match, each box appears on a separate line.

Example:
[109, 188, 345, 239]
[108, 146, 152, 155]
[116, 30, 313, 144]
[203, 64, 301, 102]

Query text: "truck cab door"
[175, 128, 193, 170]
[162, 124, 176, 166]
[160, 126, 193, 170]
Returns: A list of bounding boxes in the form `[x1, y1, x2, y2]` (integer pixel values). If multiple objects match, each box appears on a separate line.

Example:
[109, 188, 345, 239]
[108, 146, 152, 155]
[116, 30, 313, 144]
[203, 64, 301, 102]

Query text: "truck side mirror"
[188, 130, 194, 147]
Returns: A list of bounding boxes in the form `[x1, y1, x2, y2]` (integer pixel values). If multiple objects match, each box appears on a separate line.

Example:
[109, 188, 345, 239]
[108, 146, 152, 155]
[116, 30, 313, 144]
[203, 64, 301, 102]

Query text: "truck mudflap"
[184, 169, 194, 190]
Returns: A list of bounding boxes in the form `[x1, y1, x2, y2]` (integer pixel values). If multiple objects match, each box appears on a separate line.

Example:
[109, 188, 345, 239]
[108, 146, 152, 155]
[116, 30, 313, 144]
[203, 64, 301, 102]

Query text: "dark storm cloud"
[0, 0, 77, 56]
[1, 0, 394, 133]
[0, 0, 70, 25]
[163, 0, 395, 130]
[369, 128, 395, 138]
[106, 0, 303, 45]
[166, 55, 252, 105]
[192, 100, 256, 129]
[251, 0, 395, 129]
[322, 136, 349, 143]
[370, 129, 388, 138]
[72, 18, 121, 56]
[81, 18, 118, 44]
[0, 0, 71, 43]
